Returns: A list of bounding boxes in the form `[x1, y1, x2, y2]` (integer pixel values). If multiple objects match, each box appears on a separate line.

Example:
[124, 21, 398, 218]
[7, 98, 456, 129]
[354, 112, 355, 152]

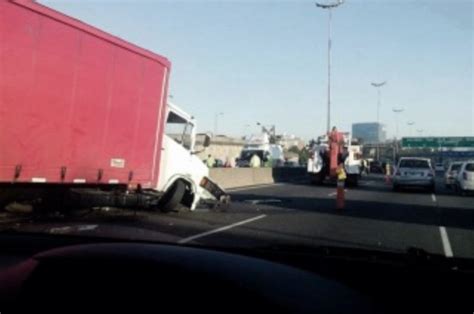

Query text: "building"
[194, 134, 245, 163]
[276, 134, 305, 150]
[352, 122, 386, 144]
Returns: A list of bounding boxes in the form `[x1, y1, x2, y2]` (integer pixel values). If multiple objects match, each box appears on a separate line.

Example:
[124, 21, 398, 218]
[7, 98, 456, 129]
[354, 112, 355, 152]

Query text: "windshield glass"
[1, 0, 473, 266]
[451, 164, 462, 171]
[165, 111, 193, 150]
[399, 160, 430, 169]
[240, 150, 264, 161]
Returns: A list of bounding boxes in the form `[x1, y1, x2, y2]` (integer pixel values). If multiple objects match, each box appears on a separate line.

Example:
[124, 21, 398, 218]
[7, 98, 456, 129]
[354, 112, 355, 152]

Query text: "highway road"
[164, 174, 474, 259]
[2, 174, 474, 259]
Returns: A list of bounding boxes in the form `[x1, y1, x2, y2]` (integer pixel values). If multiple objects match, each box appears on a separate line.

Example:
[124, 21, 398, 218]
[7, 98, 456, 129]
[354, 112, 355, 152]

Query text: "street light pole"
[371, 81, 386, 161]
[214, 112, 223, 135]
[316, 0, 344, 133]
[407, 121, 415, 136]
[371, 81, 387, 125]
[392, 107, 404, 140]
[392, 107, 404, 162]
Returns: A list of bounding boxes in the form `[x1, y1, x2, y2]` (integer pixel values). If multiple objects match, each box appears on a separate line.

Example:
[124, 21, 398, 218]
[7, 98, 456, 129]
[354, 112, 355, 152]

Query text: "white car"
[434, 163, 445, 172]
[444, 161, 463, 189]
[454, 160, 474, 195]
[392, 157, 435, 192]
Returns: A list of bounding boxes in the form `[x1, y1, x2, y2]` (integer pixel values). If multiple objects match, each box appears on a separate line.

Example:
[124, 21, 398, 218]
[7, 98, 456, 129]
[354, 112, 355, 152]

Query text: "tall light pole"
[315, 0, 344, 133]
[416, 129, 424, 136]
[371, 81, 387, 124]
[407, 121, 415, 136]
[371, 81, 386, 161]
[392, 107, 404, 161]
[392, 107, 404, 140]
[214, 112, 223, 135]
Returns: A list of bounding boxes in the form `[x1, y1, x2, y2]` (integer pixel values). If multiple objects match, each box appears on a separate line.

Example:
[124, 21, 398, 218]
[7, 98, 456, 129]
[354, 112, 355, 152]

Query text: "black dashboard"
[0, 233, 471, 313]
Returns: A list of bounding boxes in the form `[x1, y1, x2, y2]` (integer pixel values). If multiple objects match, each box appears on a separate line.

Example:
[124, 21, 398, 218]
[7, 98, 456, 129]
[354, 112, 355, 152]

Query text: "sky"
[41, 0, 473, 141]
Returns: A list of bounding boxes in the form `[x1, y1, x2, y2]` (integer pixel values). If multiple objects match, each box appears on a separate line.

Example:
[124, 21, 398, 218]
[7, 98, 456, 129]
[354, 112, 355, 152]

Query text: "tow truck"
[307, 128, 361, 186]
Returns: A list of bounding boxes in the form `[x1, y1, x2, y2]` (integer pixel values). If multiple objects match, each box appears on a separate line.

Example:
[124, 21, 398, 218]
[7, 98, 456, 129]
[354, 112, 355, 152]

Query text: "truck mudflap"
[199, 177, 231, 206]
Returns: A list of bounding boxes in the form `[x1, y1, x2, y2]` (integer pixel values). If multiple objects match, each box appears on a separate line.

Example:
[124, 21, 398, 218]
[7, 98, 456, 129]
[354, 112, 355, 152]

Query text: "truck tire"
[159, 181, 186, 213]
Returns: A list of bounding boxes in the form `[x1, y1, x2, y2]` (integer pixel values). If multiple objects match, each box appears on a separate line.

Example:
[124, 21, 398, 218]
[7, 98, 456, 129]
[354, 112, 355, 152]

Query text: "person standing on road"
[385, 162, 391, 176]
[206, 154, 215, 168]
[250, 153, 261, 168]
[224, 156, 236, 168]
[362, 159, 369, 175]
[264, 152, 273, 168]
[359, 159, 365, 176]
[229, 157, 236, 168]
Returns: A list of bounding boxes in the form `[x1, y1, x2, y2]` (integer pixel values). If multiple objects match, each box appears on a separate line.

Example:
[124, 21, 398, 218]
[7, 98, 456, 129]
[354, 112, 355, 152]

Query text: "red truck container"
[0, 0, 171, 188]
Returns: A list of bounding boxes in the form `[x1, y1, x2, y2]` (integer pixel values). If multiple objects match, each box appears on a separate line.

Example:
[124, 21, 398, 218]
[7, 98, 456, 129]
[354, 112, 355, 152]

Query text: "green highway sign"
[402, 137, 474, 148]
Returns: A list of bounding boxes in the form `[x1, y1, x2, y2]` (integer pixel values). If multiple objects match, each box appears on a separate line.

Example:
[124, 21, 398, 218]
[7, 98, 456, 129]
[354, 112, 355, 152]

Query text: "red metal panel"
[328, 131, 344, 177]
[0, 1, 170, 187]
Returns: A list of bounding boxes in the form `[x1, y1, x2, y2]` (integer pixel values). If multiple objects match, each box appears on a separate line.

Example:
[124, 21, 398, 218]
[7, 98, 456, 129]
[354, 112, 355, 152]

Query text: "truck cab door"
[158, 109, 196, 190]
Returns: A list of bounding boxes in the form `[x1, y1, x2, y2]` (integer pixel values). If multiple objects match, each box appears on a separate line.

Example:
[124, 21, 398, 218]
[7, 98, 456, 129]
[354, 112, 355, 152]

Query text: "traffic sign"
[402, 137, 474, 148]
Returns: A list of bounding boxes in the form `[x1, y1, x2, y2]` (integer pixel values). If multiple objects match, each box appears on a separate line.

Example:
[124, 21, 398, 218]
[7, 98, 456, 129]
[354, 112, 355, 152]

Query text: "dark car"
[369, 161, 384, 174]
[214, 159, 225, 168]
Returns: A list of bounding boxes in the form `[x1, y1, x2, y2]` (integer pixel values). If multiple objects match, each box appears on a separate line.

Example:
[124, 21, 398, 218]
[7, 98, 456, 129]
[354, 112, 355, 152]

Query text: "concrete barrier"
[209, 167, 306, 189]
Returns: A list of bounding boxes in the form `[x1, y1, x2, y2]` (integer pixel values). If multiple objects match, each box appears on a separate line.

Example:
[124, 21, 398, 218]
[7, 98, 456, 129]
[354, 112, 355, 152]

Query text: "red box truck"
[0, 0, 226, 212]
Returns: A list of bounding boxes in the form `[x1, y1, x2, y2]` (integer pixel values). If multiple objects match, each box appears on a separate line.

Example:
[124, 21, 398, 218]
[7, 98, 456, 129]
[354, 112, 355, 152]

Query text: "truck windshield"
[240, 150, 264, 161]
[165, 111, 193, 150]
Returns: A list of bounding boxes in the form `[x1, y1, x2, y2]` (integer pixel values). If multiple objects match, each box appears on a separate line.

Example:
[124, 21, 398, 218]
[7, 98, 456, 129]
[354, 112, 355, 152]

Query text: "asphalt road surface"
[3, 174, 474, 259]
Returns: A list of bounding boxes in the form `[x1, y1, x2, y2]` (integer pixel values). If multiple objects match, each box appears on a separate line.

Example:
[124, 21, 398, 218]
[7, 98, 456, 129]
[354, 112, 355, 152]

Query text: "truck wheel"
[159, 181, 186, 213]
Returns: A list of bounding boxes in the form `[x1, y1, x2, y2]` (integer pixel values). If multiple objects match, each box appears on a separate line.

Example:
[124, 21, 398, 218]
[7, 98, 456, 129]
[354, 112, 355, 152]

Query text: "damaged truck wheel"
[158, 181, 186, 213]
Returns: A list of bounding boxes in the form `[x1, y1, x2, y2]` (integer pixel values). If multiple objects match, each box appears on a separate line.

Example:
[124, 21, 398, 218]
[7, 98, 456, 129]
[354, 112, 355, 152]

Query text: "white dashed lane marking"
[177, 214, 267, 244]
[439, 226, 453, 258]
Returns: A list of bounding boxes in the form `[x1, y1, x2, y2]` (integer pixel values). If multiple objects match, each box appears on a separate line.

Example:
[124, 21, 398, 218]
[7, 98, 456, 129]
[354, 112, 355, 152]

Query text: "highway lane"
[161, 174, 474, 259]
[2, 175, 473, 259]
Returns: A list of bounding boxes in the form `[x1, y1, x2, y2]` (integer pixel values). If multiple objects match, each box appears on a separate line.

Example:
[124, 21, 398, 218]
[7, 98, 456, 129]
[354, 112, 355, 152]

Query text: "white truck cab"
[307, 133, 361, 186]
[157, 102, 226, 211]
[238, 133, 285, 167]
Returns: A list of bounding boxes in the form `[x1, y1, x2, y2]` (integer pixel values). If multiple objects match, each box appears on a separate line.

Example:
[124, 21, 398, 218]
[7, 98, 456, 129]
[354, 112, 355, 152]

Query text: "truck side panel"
[0, 1, 170, 188]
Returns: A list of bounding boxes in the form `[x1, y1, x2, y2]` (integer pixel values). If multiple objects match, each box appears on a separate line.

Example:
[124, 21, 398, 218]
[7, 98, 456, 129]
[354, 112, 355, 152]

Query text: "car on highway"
[214, 158, 225, 168]
[454, 160, 474, 195]
[444, 161, 463, 189]
[369, 160, 384, 174]
[434, 163, 445, 172]
[392, 157, 435, 192]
